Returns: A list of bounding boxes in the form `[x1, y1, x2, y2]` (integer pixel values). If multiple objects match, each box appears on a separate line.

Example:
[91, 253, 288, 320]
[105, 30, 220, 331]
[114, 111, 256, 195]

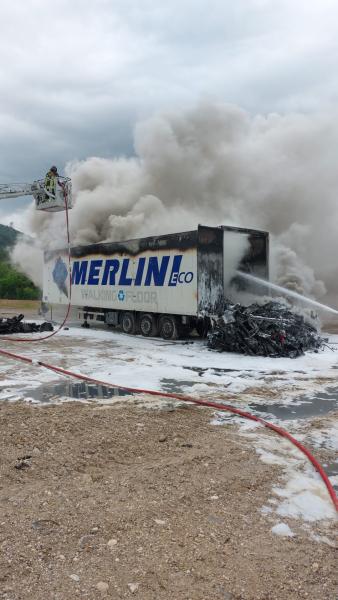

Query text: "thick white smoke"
[11, 238, 43, 288]
[11, 101, 338, 303]
[223, 232, 249, 289]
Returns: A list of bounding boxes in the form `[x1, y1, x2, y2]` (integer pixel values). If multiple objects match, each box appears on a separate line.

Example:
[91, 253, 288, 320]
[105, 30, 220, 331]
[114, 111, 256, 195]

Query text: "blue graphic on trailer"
[118, 290, 125, 301]
[52, 257, 68, 298]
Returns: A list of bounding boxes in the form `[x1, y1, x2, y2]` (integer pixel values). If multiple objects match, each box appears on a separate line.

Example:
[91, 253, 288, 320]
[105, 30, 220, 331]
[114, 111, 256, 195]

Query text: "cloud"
[0, 0, 338, 191]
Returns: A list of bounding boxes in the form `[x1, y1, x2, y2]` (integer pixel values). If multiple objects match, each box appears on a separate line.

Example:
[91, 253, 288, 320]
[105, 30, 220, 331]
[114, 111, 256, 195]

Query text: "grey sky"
[1, 0, 338, 216]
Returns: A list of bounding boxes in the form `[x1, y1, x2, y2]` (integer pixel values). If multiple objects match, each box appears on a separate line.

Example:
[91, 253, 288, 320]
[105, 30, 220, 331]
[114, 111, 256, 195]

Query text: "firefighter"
[44, 165, 59, 196]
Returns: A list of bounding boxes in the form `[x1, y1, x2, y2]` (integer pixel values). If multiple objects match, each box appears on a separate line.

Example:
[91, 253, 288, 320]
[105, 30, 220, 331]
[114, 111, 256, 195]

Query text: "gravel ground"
[0, 401, 336, 600]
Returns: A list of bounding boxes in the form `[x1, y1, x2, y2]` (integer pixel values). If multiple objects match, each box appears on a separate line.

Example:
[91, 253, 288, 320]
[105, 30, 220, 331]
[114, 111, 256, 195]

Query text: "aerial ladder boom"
[0, 177, 72, 212]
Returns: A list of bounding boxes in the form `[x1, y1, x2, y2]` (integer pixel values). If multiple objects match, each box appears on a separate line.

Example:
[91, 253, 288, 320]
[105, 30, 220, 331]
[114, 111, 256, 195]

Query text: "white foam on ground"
[1, 327, 338, 402]
[273, 472, 336, 522]
[214, 416, 337, 524]
[306, 422, 338, 452]
[253, 434, 337, 521]
[271, 522, 295, 537]
[211, 413, 263, 431]
[309, 531, 337, 548]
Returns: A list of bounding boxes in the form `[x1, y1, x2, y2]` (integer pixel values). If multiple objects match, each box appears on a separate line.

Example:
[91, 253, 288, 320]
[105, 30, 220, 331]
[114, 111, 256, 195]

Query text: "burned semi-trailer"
[43, 225, 269, 339]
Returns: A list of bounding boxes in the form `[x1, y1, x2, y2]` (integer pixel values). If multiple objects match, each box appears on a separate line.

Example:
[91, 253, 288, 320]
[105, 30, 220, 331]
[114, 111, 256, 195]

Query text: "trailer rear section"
[43, 225, 269, 339]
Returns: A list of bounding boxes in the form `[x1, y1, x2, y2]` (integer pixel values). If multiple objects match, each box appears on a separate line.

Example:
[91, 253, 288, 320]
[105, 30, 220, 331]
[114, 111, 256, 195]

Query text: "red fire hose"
[0, 346, 337, 513]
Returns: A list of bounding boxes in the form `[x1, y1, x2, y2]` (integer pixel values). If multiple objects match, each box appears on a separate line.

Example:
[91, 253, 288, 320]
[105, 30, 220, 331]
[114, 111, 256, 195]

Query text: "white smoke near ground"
[11, 100, 338, 304]
[11, 236, 43, 288]
[223, 232, 250, 289]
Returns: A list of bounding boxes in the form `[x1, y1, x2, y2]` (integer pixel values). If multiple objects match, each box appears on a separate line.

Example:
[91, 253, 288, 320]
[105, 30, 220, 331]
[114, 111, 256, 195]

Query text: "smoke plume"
[11, 101, 338, 303]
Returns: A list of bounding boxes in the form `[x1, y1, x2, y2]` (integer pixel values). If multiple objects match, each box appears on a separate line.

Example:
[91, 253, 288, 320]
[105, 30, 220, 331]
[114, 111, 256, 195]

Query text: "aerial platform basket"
[0, 177, 72, 212]
[33, 177, 72, 212]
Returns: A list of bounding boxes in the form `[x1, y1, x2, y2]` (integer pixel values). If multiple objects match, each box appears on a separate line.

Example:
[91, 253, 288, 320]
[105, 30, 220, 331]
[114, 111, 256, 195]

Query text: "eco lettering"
[71, 255, 194, 287]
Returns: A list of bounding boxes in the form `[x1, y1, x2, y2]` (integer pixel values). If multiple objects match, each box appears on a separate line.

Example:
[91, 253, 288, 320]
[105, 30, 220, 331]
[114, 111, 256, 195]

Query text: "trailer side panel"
[43, 231, 198, 316]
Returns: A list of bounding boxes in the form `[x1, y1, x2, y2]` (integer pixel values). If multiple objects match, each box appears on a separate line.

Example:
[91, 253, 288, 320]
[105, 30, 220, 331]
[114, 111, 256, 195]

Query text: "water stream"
[237, 271, 338, 315]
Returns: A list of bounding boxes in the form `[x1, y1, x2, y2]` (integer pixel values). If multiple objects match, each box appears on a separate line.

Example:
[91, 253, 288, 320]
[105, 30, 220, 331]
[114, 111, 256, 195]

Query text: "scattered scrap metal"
[208, 301, 325, 358]
[0, 314, 53, 335]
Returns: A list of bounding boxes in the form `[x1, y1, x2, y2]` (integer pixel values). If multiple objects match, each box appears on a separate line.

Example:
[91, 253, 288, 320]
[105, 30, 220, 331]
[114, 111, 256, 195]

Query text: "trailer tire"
[139, 313, 158, 337]
[159, 315, 179, 340]
[121, 312, 136, 335]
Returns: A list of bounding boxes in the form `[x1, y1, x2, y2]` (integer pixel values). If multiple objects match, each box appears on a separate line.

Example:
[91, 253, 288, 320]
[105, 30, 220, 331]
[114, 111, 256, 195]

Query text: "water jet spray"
[237, 271, 338, 315]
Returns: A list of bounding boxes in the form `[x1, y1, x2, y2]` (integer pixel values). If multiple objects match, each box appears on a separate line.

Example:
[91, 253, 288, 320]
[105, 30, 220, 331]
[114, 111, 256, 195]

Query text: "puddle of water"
[248, 390, 338, 421]
[183, 366, 238, 377]
[324, 460, 338, 492]
[161, 378, 196, 393]
[22, 381, 135, 403]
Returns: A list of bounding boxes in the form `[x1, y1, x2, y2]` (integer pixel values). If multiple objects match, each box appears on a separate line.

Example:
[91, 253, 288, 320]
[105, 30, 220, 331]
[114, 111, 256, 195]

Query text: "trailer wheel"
[121, 312, 136, 335]
[139, 313, 158, 337]
[159, 315, 179, 340]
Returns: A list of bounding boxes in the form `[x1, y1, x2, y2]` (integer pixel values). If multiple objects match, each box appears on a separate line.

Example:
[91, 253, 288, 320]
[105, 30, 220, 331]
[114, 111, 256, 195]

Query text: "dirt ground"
[0, 401, 336, 600]
[0, 300, 40, 317]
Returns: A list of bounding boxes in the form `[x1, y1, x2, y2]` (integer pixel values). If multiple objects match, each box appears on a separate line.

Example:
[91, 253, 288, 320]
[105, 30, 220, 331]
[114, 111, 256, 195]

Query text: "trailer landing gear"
[81, 312, 90, 328]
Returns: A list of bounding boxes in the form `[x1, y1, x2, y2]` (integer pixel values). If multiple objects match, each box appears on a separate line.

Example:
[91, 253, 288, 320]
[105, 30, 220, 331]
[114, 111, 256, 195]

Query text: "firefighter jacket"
[44, 171, 57, 193]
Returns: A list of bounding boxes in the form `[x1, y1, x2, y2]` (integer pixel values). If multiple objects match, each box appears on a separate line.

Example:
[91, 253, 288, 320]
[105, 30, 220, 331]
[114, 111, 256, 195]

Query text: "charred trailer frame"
[43, 224, 269, 339]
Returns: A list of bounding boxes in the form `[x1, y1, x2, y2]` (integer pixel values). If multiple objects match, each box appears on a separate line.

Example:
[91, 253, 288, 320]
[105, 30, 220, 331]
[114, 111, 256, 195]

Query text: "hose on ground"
[0, 346, 337, 513]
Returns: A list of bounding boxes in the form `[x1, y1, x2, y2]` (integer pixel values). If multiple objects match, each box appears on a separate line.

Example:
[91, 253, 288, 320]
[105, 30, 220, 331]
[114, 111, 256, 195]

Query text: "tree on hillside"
[0, 260, 40, 300]
[0, 224, 18, 250]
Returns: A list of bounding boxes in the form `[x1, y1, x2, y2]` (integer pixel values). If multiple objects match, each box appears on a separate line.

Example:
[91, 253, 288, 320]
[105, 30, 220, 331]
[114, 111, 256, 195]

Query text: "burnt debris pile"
[208, 301, 324, 358]
[0, 314, 53, 335]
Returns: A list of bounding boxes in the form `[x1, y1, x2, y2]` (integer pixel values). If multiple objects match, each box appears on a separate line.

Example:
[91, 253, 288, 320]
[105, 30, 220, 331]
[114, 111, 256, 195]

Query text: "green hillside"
[0, 224, 40, 300]
[0, 223, 18, 250]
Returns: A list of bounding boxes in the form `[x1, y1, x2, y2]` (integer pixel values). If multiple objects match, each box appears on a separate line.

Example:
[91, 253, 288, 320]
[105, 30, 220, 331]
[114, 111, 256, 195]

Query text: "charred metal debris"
[208, 301, 326, 358]
[0, 314, 53, 335]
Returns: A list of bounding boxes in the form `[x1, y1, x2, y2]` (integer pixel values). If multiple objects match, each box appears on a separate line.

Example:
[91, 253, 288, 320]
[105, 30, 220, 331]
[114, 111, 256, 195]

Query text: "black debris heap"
[0, 314, 53, 335]
[208, 301, 325, 358]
